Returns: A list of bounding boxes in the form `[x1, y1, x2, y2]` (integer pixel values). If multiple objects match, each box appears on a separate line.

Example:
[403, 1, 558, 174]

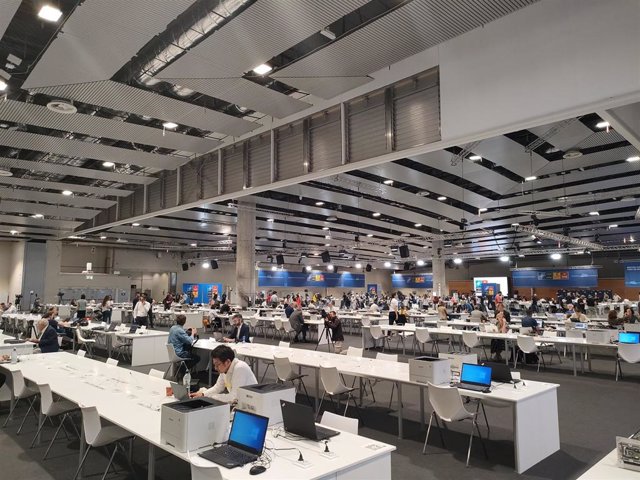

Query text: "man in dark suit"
[223, 313, 250, 343]
[29, 318, 59, 353]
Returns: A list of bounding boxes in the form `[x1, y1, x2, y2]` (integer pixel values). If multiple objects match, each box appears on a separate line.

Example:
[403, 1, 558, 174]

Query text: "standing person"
[168, 314, 200, 376]
[324, 311, 344, 353]
[133, 293, 151, 326]
[389, 293, 399, 326]
[146, 294, 155, 328]
[270, 291, 279, 308]
[289, 304, 308, 342]
[101, 295, 113, 324]
[437, 302, 448, 321]
[76, 294, 87, 320]
[163, 293, 173, 311]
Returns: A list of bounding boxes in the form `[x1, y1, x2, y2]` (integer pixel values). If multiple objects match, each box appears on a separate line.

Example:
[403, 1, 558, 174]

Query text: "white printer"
[408, 356, 451, 385]
[161, 398, 229, 452]
[237, 383, 296, 425]
[438, 352, 477, 372]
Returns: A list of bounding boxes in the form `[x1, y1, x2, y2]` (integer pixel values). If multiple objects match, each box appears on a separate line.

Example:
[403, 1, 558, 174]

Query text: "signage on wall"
[391, 274, 433, 289]
[512, 267, 597, 288]
[182, 283, 224, 303]
[258, 270, 364, 288]
[624, 263, 640, 287]
[367, 284, 378, 295]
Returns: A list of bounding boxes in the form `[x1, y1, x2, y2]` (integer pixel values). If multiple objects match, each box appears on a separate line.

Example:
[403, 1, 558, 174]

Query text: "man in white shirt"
[389, 294, 399, 325]
[133, 293, 151, 326]
[191, 345, 257, 404]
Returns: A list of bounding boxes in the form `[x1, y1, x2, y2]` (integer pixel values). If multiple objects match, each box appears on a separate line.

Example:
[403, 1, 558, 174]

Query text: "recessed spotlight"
[253, 64, 272, 75]
[437, 196, 447, 201]
[384, 261, 391, 268]
[626, 156, 640, 162]
[366, 233, 373, 237]
[9, 230, 18, 235]
[414, 223, 422, 227]
[478, 208, 488, 213]
[305, 265, 312, 272]
[322, 227, 329, 231]
[453, 258, 463, 264]
[38, 5, 63, 22]
[417, 191, 430, 197]
[32, 213, 44, 219]
[499, 256, 509, 262]
[596, 121, 610, 129]
[416, 259, 425, 266]
[202, 262, 210, 269]
[588, 211, 599, 216]
[103, 161, 115, 168]
[383, 179, 394, 185]
[315, 201, 325, 206]
[327, 264, 334, 271]
[550, 253, 561, 260]
[99, 235, 107, 240]
[190, 243, 197, 247]
[61, 190, 73, 196]
[326, 216, 338, 222]
[609, 224, 618, 229]
[524, 176, 537, 181]
[324, 243, 330, 247]
[372, 212, 381, 217]
[0, 80, 7, 92]
[131, 223, 140, 227]
[162, 121, 178, 129]
[536, 240, 542, 244]
[271, 265, 278, 271]
[469, 155, 482, 161]
[355, 263, 362, 269]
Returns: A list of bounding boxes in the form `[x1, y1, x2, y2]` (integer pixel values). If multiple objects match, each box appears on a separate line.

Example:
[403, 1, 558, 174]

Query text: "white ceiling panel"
[473, 136, 547, 178]
[0, 0, 20, 39]
[30, 81, 258, 137]
[535, 145, 639, 176]
[0, 188, 115, 209]
[0, 177, 132, 197]
[158, 0, 369, 78]
[160, 78, 311, 118]
[274, 76, 371, 100]
[0, 100, 218, 153]
[274, 0, 539, 78]
[528, 120, 593, 151]
[0, 200, 98, 220]
[0, 129, 185, 170]
[23, 0, 197, 89]
[0, 214, 81, 231]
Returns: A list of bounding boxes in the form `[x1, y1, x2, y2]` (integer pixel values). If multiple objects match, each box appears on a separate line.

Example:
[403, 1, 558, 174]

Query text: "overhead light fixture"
[319, 28, 336, 40]
[536, 240, 542, 244]
[524, 176, 537, 181]
[595, 121, 610, 129]
[0, 169, 13, 177]
[162, 121, 178, 129]
[315, 201, 325, 206]
[416, 259, 425, 267]
[38, 5, 63, 22]
[327, 264, 334, 271]
[355, 263, 362, 269]
[322, 227, 329, 231]
[588, 211, 599, 216]
[366, 233, 373, 237]
[414, 223, 422, 227]
[324, 235, 331, 239]
[372, 212, 381, 217]
[550, 253, 562, 260]
[453, 258, 463, 264]
[116, 238, 127, 243]
[478, 208, 488, 213]
[190, 242, 197, 247]
[61, 190, 73, 196]
[0, 80, 6, 91]
[200, 222, 207, 227]
[32, 213, 44, 219]
[469, 155, 482, 161]
[148, 226, 160, 231]
[384, 261, 391, 268]
[271, 265, 278, 271]
[518, 254, 525, 258]
[609, 224, 618, 229]
[305, 265, 312, 272]
[324, 243, 330, 247]
[99, 235, 107, 240]
[252, 64, 272, 75]
[499, 256, 510, 262]
[102, 161, 115, 168]
[383, 179, 394, 185]
[202, 261, 210, 269]
[266, 218, 274, 222]
[437, 196, 447, 201]
[511, 223, 520, 226]
[417, 191, 430, 197]
[626, 156, 640, 162]
[9, 230, 18, 235]
[326, 216, 338, 222]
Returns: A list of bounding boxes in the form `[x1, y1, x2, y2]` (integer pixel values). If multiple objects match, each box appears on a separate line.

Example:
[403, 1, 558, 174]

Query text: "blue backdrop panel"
[624, 263, 640, 287]
[512, 268, 598, 288]
[257, 270, 365, 288]
[391, 274, 433, 289]
[182, 283, 223, 303]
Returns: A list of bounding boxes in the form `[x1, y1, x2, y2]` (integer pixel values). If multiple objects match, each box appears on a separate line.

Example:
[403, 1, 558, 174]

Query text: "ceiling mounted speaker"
[399, 245, 410, 258]
[211, 260, 219, 269]
[181, 262, 189, 271]
[276, 254, 285, 266]
[365, 264, 372, 272]
[321, 251, 331, 263]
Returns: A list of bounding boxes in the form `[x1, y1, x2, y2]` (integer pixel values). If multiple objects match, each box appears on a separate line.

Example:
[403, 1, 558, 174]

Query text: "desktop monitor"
[618, 332, 640, 344]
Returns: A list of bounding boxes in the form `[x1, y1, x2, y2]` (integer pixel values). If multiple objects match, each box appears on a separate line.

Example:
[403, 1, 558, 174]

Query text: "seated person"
[28, 318, 59, 353]
[288, 304, 308, 342]
[520, 308, 539, 332]
[570, 307, 589, 322]
[168, 314, 200, 373]
[223, 313, 250, 343]
[490, 311, 509, 361]
[324, 311, 344, 353]
[623, 307, 638, 324]
[191, 345, 257, 404]
[608, 310, 624, 328]
[219, 300, 231, 314]
[469, 305, 487, 323]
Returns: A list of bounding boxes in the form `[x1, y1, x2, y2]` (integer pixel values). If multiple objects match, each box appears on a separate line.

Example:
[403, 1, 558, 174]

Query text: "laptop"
[574, 322, 588, 330]
[199, 410, 269, 468]
[482, 361, 520, 384]
[107, 323, 118, 332]
[128, 325, 139, 334]
[169, 382, 190, 401]
[280, 400, 340, 441]
[453, 363, 492, 393]
[619, 332, 640, 344]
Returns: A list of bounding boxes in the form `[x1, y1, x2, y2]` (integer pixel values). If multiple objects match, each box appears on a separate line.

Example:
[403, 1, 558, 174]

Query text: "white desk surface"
[0, 352, 395, 480]
[577, 448, 640, 479]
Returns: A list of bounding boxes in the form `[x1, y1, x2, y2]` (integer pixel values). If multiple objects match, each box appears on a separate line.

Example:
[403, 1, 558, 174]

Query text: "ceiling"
[0, 0, 639, 270]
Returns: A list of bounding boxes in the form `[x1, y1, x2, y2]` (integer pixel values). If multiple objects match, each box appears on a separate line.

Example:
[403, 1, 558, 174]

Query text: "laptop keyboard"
[206, 445, 255, 465]
[455, 382, 490, 392]
[316, 425, 338, 438]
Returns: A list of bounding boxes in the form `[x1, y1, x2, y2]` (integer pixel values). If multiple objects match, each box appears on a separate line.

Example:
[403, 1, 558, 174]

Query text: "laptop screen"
[619, 332, 640, 344]
[228, 410, 269, 456]
[574, 322, 587, 330]
[460, 363, 492, 387]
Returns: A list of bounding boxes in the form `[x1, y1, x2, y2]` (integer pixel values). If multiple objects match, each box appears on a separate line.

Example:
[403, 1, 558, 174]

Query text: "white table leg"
[397, 382, 403, 439]
[148, 444, 155, 480]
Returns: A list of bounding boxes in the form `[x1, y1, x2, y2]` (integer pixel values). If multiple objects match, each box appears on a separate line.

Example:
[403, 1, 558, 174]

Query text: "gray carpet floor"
[1, 328, 637, 480]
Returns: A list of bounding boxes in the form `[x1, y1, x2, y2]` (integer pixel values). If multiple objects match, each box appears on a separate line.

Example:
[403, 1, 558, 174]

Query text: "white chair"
[272, 319, 284, 339]
[2, 370, 39, 434]
[462, 331, 488, 360]
[515, 335, 545, 371]
[320, 411, 358, 435]
[319, 366, 361, 419]
[148, 368, 164, 379]
[281, 320, 296, 342]
[75, 327, 96, 357]
[376, 353, 400, 409]
[106, 358, 119, 366]
[259, 341, 289, 382]
[273, 355, 311, 405]
[413, 327, 439, 355]
[30, 384, 79, 458]
[615, 343, 640, 381]
[423, 383, 487, 467]
[190, 463, 223, 480]
[346, 346, 363, 357]
[165, 344, 188, 381]
[369, 325, 390, 351]
[73, 406, 135, 480]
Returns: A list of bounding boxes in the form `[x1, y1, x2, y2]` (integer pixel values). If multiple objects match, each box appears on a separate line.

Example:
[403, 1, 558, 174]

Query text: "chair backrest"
[278, 341, 290, 348]
[320, 365, 345, 394]
[274, 319, 283, 330]
[75, 327, 86, 343]
[190, 463, 223, 480]
[427, 383, 470, 422]
[166, 343, 183, 363]
[282, 320, 294, 332]
[37, 384, 54, 415]
[80, 406, 103, 446]
[77, 349, 86, 357]
[148, 368, 164, 379]
[361, 317, 371, 327]
[369, 325, 383, 340]
[624, 323, 640, 333]
[106, 358, 119, 366]
[415, 327, 432, 343]
[462, 331, 479, 348]
[10, 370, 29, 397]
[346, 346, 363, 357]
[618, 343, 640, 363]
[320, 411, 358, 435]
[517, 335, 537, 353]
[542, 330, 557, 337]
[376, 352, 398, 362]
[566, 330, 584, 339]
[273, 355, 295, 382]
[519, 327, 533, 335]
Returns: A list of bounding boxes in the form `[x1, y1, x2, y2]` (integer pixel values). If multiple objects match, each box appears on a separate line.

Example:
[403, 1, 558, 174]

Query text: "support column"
[235, 201, 256, 308]
[431, 240, 446, 297]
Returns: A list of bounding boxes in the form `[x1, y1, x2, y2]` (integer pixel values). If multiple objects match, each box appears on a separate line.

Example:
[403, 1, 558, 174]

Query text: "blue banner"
[391, 274, 433, 289]
[181, 283, 223, 303]
[625, 263, 640, 287]
[367, 284, 378, 296]
[512, 268, 598, 287]
[258, 270, 364, 288]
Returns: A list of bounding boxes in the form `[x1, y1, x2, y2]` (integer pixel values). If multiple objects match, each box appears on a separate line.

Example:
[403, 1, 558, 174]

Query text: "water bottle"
[241, 335, 246, 344]
[11, 347, 17, 364]
[183, 370, 191, 388]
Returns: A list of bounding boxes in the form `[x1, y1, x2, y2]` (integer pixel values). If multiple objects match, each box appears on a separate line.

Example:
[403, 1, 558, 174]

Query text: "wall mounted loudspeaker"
[211, 260, 219, 269]
[321, 251, 331, 263]
[399, 245, 410, 258]
[365, 264, 372, 272]
[276, 254, 285, 266]
[181, 262, 189, 271]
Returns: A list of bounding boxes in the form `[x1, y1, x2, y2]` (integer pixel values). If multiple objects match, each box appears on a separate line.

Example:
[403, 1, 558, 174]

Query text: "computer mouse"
[249, 465, 266, 475]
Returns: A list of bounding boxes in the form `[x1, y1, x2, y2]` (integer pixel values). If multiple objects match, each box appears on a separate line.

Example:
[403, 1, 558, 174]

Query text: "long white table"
[0, 333, 35, 355]
[1, 352, 395, 480]
[577, 447, 640, 479]
[115, 331, 170, 366]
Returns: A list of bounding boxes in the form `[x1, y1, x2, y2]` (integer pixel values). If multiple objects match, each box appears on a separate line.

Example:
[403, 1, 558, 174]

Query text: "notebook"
[281, 400, 340, 441]
[169, 382, 190, 401]
[198, 410, 268, 468]
[453, 363, 492, 393]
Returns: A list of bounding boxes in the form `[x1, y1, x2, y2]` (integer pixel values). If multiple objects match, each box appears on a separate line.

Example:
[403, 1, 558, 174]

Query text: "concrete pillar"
[43, 241, 62, 304]
[235, 200, 256, 308]
[431, 240, 446, 297]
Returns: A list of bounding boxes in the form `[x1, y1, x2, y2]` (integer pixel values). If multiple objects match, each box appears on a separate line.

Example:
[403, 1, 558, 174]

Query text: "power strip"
[294, 460, 313, 469]
[320, 451, 337, 459]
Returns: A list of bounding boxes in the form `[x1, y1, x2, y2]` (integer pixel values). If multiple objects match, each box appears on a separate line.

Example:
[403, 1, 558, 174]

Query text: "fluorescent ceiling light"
[324, 235, 331, 239]
[366, 234, 373, 237]
[524, 176, 537, 181]
[518, 254, 525, 257]
[38, 5, 62, 22]
[478, 208, 488, 213]
[0, 169, 12, 176]
[469, 155, 482, 161]
[416, 259, 425, 266]
[319, 28, 336, 40]
[384, 261, 391, 268]
[99, 235, 107, 240]
[326, 216, 337, 222]
[253, 64, 272, 75]
[131, 223, 140, 227]
[372, 212, 381, 217]
[588, 211, 599, 216]
[550, 253, 562, 260]
[383, 179, 394, 185]
[102, 161, 115, 167]
[0, 80, 6, 91]
[9, 230, 18, 235]
[417, 191, 430, 196]
[437, 196, 447, 201]
[355, 263, 362, 269]
[162, 121, 178, 129]
[324, 243, 330, 247]
[595, 121, 610, 129]
[511, 223, 520, 226]
[61, 190, 73, 196]
[190, 243, 197, 247]
[315, 201, 325, 206]
[453, 258, 463, 264]
[32, 213, 44, 219]
[414, 223, 422, 227]
[266, 218, 274, 222]
[322, 227, 329, 231]
[626, 156, 640, 162]
[499, 256, 509, 262]
[609, 224, 618, 229]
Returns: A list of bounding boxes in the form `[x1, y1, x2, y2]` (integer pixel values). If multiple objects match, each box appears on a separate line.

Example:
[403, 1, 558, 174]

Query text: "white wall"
[0, 241, 24, 303]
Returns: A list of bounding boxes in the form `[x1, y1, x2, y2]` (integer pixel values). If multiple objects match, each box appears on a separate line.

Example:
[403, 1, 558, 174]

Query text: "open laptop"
[107, 322, 118, 332]
[482, 361, 520, 384]
[199, 410, 268, 468]
[128, 325, 139, 334]
[169, 382, 190, 401]
[281, 400, 340, 441]
[619, 332, 640, 344]
[574, 322, 588, 330]
[453, 363, 492, 393]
